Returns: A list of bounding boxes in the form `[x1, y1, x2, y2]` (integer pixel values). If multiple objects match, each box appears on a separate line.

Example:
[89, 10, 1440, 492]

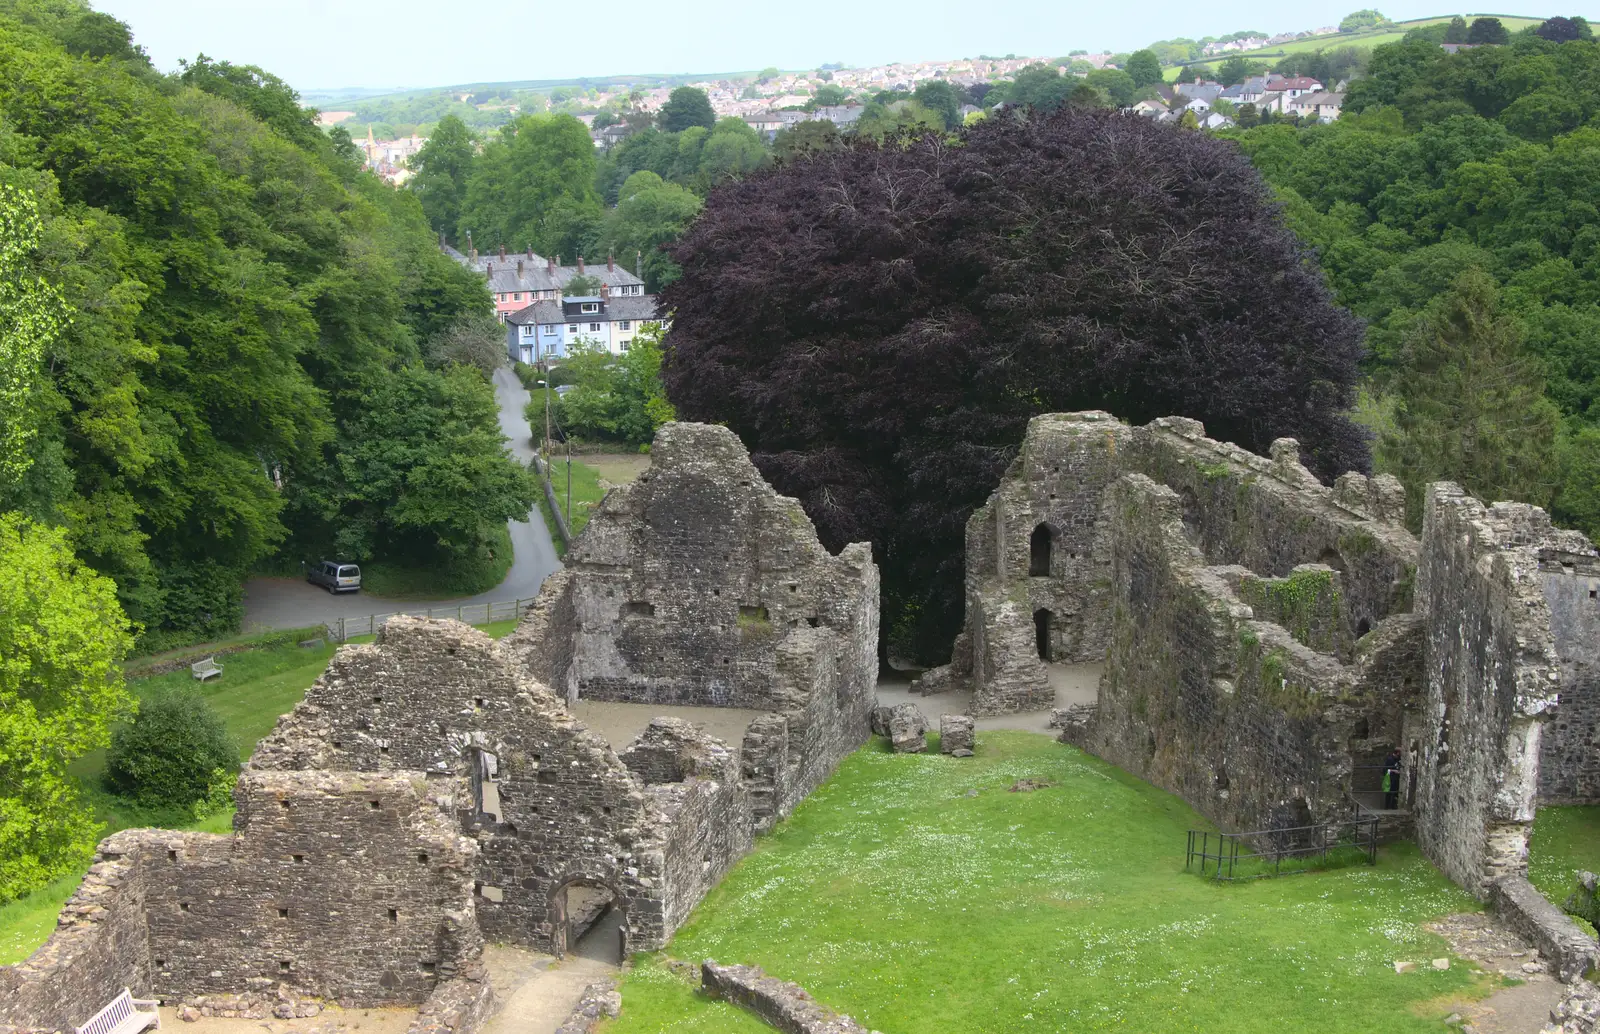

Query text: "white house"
[505, 292, 663, 364]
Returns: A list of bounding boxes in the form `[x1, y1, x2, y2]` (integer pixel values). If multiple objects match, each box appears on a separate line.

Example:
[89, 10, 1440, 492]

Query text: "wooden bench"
[191, 656, 223, 681]
[76, 988, 160, 1034]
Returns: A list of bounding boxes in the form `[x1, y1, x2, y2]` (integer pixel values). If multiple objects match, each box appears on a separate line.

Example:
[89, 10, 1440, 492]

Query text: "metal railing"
[326, 597, 536, 642]
[1186, 815, 1380, 881]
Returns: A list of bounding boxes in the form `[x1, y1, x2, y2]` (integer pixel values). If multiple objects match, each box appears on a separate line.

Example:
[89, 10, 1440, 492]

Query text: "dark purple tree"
[1534, 16, 1591, 42]
[661, 108, 1368, 662]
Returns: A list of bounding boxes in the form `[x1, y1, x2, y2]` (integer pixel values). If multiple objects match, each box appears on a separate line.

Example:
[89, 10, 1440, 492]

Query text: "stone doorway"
[1030, 524, 1052, 577]
[1034, 609, 1052, 661]
[548, 878, 621, 961]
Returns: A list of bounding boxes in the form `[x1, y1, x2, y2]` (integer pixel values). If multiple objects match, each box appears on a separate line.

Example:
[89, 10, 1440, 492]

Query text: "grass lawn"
[585, 452, 651, 487]
[542, 453, 607, 550]
[605, 732, 1488, 1034]
[0, 617, 523, 965]
[1528, 805, 1600, 928]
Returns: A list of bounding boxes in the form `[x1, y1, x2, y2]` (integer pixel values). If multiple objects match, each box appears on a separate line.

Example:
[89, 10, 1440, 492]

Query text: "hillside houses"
[504, 291, 663, 363]
[445, 245, 649, 321]
[1156, 73, 1342, 124]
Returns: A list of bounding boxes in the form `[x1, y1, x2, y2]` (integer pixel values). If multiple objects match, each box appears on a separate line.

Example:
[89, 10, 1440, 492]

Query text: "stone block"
[939, 715, 975, 756]
[887, 704, 927, 754]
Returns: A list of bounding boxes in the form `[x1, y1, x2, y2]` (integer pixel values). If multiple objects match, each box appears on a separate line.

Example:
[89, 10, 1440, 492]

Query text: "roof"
[506, 294, 662, 327]
[1297, 91, 1345, 106]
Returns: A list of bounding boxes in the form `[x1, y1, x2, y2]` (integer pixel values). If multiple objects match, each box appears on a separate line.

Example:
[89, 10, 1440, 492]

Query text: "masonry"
[1, 422, 879, 1032]
[957, 411, 1599, 910]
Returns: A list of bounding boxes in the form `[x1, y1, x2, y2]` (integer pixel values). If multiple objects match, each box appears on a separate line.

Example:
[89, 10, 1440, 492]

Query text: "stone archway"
[548, 876, 622, 961]
[1030, 524, 1053, 577]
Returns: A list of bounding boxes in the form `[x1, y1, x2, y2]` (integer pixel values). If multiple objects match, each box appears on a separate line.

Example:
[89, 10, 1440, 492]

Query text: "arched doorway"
[1033, 609, 1052, 661]
[1030, 524, 1053, 577]
[548, 877, 622, 962]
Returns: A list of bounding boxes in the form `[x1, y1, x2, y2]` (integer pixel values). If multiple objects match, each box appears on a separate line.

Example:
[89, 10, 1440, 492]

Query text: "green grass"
[360, 523, 514, 599]
[1529, 805, 1600, 931]
[606, 733, 1486, 1034]
[0, 617, 524, 965]
[543, 453, 607, 543]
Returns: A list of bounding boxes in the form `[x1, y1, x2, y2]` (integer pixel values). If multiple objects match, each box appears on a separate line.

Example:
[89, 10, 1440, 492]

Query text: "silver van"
[308, 560, 361, 593]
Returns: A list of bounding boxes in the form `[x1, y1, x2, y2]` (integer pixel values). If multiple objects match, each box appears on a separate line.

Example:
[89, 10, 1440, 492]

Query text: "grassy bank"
[1529, 804, 1600, 933]
[607, 733, 1486, 1034]
[540, 450, 649, 552]
[0, 617, 521, 965]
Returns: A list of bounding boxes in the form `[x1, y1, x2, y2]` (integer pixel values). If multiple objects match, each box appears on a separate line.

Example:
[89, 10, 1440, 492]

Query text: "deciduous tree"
[658, 86, 716, 133]
[1126, 49, 1163, 87]
[0, 513, 134, 901]
[1467, 16, 1509, 45]
[408, 114, 475, 241]
[663, 109, 1368, 660]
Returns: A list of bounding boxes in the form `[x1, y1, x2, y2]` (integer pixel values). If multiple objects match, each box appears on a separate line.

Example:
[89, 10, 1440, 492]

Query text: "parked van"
[308, 560, 361, 593]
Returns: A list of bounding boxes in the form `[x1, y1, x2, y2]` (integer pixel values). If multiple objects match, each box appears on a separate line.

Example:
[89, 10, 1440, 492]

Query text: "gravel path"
[481, 915, 622, 1034]
[875, 662, 1103, 734]
[241, 366, 561, 633]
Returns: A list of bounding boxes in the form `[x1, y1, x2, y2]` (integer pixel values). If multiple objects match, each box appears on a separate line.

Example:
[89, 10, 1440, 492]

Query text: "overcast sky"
[94, 1, 1577, 94]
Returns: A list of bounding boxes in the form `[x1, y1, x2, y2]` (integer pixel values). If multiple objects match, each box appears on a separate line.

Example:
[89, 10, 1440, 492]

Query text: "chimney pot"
[577, 256, 585, 275]
[517, 260, 524, 275]
[607, 253, 615, 272]
[487, 262, 493, 275]
[547, 255, 555, 275]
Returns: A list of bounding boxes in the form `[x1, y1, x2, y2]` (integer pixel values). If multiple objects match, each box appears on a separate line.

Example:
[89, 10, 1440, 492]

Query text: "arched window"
[1034, 609, 1052, 661]
[1029, 524, 1052, 577]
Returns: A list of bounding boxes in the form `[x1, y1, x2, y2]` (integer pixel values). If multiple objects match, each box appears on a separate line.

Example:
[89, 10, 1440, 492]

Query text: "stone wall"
[1539, 551, 1600, 805]
[1413, 485, 1577, 896]
[1084, 474, 1414, 835]
[0, 847, 155, 1032]
[954, 412, 1418, 715]
[701, 961, 871, 1034]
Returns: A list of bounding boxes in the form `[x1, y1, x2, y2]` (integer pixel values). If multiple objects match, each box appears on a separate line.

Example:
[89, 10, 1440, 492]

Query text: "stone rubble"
[886, 704, 927, 754]
[939, 715, 975, 756]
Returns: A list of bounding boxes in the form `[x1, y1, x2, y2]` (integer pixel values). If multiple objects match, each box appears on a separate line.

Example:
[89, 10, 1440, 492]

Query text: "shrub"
[106, 688, 238, 808]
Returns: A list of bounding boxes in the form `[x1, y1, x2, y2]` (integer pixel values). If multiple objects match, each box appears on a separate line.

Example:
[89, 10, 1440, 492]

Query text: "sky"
[95, 1, 1580, 94]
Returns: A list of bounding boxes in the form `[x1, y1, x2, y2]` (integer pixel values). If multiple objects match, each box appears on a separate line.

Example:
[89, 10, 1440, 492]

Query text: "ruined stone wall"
[1413, 485, 1576, 896]
[254, 620, 679, 953]
[1125, 418, 1416, 639]
[0, 846, 155, 1032]
[540, 423, 877, 717]
[1085, 474, 1385, 834]
[141, 771, 478, 1003]
[956, 412, 1417, 714]
[1539, 551, 1600, 804]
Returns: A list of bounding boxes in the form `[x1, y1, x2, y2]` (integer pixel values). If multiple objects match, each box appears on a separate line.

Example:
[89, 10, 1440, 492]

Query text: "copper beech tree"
[661, 108, 1368, 661]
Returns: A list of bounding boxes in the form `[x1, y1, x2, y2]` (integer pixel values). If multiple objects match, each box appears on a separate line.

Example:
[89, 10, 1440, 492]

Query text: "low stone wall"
[1490, 876, 1600, 984]
[701, 961, 874, 1034]
[405, 960, 496, 1034]
[0, 849, 154, 1032]
[552, 980, 621, 1034]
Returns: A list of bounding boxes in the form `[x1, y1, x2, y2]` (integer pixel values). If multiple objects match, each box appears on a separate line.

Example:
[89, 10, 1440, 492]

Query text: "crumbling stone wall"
[506, 422, 879, 826]
[1085, 474, 1406, 835]
[1539, 551, 1600, 805]
[952, 412, 1417, 715]
[0, 846, 155, 1032]
[1413, 485, 1576, 895]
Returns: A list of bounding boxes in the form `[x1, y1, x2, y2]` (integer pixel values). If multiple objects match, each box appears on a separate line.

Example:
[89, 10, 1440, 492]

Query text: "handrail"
[1186, 815, 1379, 881]
[326, 597, 535, 641]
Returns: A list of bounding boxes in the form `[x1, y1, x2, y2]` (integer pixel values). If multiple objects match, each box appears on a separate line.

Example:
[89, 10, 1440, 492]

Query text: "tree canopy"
[658, 86, 716, 133]
[662, 109, 1367, 661]
[1126, 50, 1163, 87]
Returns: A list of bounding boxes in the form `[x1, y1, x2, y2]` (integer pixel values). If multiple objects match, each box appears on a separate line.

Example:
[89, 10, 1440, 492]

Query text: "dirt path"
[1420, 913, 1565, 1033]
[876, 662, 1103, 734]
[481, 912, 622, 1034]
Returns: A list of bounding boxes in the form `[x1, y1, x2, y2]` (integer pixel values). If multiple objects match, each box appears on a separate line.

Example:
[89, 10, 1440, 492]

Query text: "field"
[606, 733, 1523, 1034]
[540, 451, 649, 553]
[1165, 16, 1547, 80]
[0, 618, 519, 965]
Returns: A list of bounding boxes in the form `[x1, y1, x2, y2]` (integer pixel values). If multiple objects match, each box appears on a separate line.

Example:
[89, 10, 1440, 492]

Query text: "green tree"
[598, 171, 702, 291]
[1444, 16, 1469, 44]
[1126, 49, 1163, 87]
[1217, 56, 1267, 86]
[658, 86, 716, 133]
[773, 118, 842, 161]
[698, 118, 769, 186]
[407, 114, 475, 241]
[424, 310, 505, 379]
[1006, 63, 1074, 111]
[0, 183, 65, 485]
[810, 84, 849, 108]
[912, 80, 962, 128]
[178, 55, 327, 156]
[460, 114, 599, 254]
[106, 687, 236, 809]
[1084, 69, 1137, 107]
[552, 324, 674, 446]
[1467, 17, 1510, 45]
[1378, 270, 1561, 525]
[563, 273, 601, 295]
[0, 513, 135, 901]
[1340, 9, 1390, 32]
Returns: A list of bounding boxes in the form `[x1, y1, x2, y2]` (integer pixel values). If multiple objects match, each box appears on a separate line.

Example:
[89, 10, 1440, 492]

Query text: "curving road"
[240, 366, 562, 632]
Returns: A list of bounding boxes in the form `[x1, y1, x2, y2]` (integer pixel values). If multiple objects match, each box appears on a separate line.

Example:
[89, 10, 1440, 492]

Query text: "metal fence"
[1185, 815, 1380, 881]
[325, 597, 537, 642]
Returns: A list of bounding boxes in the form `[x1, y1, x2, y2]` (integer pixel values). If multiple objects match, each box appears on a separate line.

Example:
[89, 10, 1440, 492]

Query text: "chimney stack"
[547, 255, 556, 275]
[607, 252, 615, 272]
[577, 256, 585, 275]
[600, 282, 610, 301]
[487, 262, 493, 276]
[517, 260, 524, 276]
[526, 247, 532, 260]
[499, 244, 506, 261]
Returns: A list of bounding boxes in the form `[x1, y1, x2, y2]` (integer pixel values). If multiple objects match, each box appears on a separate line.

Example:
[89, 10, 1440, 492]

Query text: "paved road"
[240, 366, 562, 632]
